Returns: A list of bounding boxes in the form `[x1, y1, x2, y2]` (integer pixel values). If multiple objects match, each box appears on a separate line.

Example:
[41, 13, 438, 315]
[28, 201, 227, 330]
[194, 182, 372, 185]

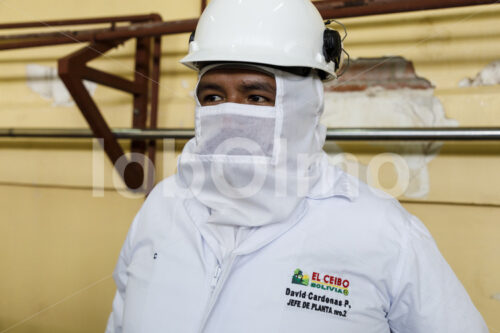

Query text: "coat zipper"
[210, 265, 222, 288]
[199, 254, 237, 332]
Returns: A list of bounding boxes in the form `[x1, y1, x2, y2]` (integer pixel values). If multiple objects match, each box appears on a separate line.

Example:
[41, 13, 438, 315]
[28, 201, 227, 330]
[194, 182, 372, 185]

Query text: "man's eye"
[248, 95, 268, 103]
[204, 95, 223, 103]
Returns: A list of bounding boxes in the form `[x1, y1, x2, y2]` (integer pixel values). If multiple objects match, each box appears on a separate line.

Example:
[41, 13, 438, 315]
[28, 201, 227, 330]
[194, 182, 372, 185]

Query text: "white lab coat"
[105, 165, 488, 333]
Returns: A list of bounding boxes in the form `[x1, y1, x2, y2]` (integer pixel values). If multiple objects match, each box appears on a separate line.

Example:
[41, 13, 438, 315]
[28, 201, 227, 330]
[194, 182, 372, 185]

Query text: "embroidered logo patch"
[291, 268, 350, 296]
[285, 268, 352, 319]
[291, 268, 310, 286]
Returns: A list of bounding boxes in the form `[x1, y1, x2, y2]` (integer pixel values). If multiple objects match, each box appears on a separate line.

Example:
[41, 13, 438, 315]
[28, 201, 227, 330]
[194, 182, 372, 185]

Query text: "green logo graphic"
[292, 268, 309, 286]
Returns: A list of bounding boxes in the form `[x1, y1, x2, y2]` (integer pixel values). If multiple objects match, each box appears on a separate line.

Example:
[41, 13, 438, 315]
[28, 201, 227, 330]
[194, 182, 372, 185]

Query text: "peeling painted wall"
[322, 58, 458, 198]
[26, 64, 97, 106]
[459, 60, 500, 87]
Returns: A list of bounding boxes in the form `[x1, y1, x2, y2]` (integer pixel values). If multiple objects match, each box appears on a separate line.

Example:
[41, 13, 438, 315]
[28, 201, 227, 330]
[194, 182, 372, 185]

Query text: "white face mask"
[178, 64, 327, 227]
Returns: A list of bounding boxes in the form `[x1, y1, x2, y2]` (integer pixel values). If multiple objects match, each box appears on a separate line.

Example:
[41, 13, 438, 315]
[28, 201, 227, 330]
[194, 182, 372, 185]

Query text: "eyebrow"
[197, 82, 226, 94]
[237, 81, 276, 94]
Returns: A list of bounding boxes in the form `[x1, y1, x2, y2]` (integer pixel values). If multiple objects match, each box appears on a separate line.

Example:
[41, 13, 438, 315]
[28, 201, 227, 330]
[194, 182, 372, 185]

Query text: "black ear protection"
[323, 28, 342, 72]
[189, 31, 196, 43]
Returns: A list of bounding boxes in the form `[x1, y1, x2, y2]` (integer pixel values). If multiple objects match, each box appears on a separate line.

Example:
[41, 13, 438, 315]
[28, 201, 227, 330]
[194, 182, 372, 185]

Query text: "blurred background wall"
[0, 1, 499, 332]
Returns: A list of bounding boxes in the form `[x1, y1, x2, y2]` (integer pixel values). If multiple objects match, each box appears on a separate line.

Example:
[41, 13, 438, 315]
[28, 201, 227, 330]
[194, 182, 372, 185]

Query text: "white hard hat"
[180, 0, 342, 81]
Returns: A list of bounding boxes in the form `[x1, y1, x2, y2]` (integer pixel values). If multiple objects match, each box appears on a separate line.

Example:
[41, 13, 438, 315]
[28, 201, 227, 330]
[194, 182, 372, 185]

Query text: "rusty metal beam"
[315, 0, 499, 19]
[146, 36, 162, 190]
[0, 15, 164, 192]
[56, 35, 160, 190]
[93, 20, 198, 41]
[82, 67, 140, 94]
[129, 37, 151, 189]
[0, 20, 196, 50]
[132, 37, 150, 132]
[0, 28, 111, 41]
[0, 14, 161, 29]
[58, 40, 144, 189]
[0, 37, 89, 50]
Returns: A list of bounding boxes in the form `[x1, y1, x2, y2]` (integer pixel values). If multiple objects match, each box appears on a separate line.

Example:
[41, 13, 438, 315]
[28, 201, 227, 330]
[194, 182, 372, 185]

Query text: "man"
[106, 0, 488, 332]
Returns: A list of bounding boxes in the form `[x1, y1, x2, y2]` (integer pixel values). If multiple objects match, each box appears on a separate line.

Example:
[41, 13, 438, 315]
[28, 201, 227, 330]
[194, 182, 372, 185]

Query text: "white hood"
[177, 64, 327, 229]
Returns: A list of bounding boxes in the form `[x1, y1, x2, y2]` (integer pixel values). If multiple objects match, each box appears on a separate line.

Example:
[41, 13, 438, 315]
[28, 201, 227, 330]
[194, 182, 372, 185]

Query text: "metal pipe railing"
[2, 127, 500, 141]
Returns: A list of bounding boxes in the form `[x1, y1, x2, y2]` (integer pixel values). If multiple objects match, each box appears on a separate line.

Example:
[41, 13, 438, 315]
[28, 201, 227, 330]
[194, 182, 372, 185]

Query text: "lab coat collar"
[183, 196, 308, 262]
[181, 155, 355, 261]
